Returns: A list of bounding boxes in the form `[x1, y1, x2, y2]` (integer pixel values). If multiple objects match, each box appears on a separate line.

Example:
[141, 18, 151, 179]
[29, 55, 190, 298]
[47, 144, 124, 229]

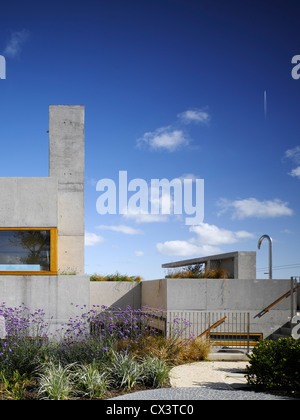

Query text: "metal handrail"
[258, 285, 299, 315]
[197, 315, 227, 339]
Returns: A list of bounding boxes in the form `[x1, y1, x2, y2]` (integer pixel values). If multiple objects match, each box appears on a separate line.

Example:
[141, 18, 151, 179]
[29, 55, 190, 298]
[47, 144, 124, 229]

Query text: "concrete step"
[270, 322, 298, 341]
[280, 326, 292, 335]
[207, 352, 250, 361]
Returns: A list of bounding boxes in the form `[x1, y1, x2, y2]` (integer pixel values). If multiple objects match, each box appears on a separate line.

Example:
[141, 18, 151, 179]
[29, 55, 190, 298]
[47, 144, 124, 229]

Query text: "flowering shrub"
[0, 303, 49, 376]
[89, 305, 165, 341]
[0, 303, 209, 399]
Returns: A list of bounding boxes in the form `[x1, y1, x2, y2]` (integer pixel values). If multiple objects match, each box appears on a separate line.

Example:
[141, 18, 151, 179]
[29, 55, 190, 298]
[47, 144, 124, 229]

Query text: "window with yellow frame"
[0, 228, 58, 274]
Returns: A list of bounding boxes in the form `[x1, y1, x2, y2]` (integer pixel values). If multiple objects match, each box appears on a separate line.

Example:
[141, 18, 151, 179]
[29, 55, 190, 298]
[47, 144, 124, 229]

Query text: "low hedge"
[246, 337, 300, 391]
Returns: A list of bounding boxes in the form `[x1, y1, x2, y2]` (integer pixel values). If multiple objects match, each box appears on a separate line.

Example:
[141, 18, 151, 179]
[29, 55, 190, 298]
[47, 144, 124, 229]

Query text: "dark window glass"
[0, 230, 50, 271]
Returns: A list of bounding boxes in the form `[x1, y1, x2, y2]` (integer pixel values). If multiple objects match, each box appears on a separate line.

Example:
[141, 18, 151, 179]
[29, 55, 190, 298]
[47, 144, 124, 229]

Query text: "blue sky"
[1, 0, 300, 280]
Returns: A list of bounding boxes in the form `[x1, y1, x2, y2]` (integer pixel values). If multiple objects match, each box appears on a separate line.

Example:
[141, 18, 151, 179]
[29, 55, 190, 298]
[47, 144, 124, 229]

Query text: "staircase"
[270, 314, 299, 341]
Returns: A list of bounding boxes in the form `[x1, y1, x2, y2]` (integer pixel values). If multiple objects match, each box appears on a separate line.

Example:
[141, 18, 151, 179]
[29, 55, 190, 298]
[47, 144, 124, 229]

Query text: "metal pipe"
[258, 234, 272, 279]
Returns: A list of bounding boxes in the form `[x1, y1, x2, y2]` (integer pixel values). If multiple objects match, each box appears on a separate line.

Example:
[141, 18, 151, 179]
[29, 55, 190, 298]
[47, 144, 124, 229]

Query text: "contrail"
[264, 90, 267, 119]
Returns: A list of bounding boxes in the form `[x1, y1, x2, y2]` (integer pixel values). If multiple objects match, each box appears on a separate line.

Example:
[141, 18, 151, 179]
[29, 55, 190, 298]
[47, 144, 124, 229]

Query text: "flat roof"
[162, 251, 255, 268]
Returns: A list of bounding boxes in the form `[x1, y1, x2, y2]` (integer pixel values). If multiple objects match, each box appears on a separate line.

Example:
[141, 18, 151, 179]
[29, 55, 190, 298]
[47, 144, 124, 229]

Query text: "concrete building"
[0, 105, 85, 275]
[0, 105, 298, 347]
[162, 251, 256, 279]
[0, 105, 89, 334]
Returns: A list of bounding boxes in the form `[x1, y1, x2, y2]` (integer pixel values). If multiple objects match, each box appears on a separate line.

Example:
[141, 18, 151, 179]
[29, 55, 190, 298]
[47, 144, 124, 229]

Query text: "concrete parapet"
[142, 278, 295, 339]
[0, 275, 90, 336]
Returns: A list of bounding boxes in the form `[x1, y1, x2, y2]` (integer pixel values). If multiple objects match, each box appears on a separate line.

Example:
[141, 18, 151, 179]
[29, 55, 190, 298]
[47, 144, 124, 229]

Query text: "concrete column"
[49, 105, 85, 274]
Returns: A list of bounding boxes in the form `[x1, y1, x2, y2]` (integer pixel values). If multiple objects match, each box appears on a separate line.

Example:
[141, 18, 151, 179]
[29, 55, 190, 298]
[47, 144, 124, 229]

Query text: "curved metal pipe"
[258, 235, 272, 279]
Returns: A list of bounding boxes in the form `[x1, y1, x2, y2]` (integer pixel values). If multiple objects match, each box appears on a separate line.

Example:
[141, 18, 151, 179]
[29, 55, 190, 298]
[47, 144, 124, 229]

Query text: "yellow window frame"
[0, 227, 58, 275]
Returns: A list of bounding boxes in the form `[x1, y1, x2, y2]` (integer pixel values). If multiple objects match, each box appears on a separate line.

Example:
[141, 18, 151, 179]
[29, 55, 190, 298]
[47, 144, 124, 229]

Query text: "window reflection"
[0, 230, 50, 271]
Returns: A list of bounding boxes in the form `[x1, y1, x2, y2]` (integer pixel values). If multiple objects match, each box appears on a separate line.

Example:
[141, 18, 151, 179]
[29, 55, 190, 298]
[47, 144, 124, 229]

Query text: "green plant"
[165, 265, 228, 279]
[43, 337, 113, 368]
[36, 361, 76, 400]
[141, 356, 170, 388]
[0, 370, 31, 400]
[1, 338, 48, 377]
[107, 350, 143, 390]
[73, 363, 110, 399]
[246, 338, 300, 391]
[90, 272, 142, 282]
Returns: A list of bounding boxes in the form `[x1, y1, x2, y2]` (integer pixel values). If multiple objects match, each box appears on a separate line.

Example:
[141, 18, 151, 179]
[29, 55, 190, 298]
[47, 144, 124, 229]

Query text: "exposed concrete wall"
[0, 177, 58, 227]
[90, 281, 141, 310]
[141, 280, 167, 310]
[142, 278, 293, 311]
[49, 105, 85, 274]
[0, 275, 90, 335]
[142, 278, 295, 339]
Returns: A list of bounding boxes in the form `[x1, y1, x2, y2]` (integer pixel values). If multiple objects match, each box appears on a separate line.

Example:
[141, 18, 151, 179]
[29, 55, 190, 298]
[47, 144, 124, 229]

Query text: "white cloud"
[190, 223, 254, 245]
[177, 109, 210, 125]
[96, 224, 143, 235]
[137, 108, 210, 152]
[4, 29, 30, 58]
[85, 232, 104, 246]
[284, 146, 300, 180]
[135, 250, 144, 257]
[281, 229, 293, 234]
[218, 197, 293, 219]
[137, 126, 189, 152]
[285, 146, 300, 164]
[156, 222, 253, 257]
[156, 240, 220, 257]
[289, 166, 300, 179]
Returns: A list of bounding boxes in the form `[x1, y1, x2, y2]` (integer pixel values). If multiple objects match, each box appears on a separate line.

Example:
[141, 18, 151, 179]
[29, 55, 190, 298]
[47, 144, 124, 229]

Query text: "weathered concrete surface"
[142, 278, 293, 311]
[57, 236, 85, 274]
[49, 105, 85, 184]
[142, 278, 295, 339]
[0, 177, 58, 227]
[49, 105, 85, 274]
[0, 275, 90, 335]
[90, 281, 141, 310]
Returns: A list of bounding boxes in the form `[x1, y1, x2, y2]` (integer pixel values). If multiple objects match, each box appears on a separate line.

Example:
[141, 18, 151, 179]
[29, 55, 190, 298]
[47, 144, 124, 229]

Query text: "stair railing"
[255, 281, 299, 318]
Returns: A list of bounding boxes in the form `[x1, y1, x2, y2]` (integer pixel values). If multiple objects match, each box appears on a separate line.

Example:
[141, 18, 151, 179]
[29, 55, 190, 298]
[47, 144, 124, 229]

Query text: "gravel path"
[109, 361, 298, 400]
[109, 387, 293, 400]
[169, 360, 249, 390]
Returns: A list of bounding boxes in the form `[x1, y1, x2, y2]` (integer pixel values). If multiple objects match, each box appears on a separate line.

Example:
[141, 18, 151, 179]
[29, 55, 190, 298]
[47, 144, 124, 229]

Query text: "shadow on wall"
[90, 281, 141, 310]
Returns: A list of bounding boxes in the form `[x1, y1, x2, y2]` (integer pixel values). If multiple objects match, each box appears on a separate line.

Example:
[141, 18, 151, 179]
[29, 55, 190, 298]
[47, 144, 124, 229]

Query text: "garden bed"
[0, 303, 210, 400]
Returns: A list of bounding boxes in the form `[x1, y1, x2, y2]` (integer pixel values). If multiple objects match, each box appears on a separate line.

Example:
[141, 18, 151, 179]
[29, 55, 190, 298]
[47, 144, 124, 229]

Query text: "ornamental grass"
[0, 303, 209, 399]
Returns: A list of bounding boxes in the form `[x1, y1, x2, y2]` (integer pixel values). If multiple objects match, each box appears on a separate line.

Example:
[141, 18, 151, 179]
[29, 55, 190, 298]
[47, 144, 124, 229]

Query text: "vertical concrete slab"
[49, 105, 85, 184]
[49, 105, 85, 274]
